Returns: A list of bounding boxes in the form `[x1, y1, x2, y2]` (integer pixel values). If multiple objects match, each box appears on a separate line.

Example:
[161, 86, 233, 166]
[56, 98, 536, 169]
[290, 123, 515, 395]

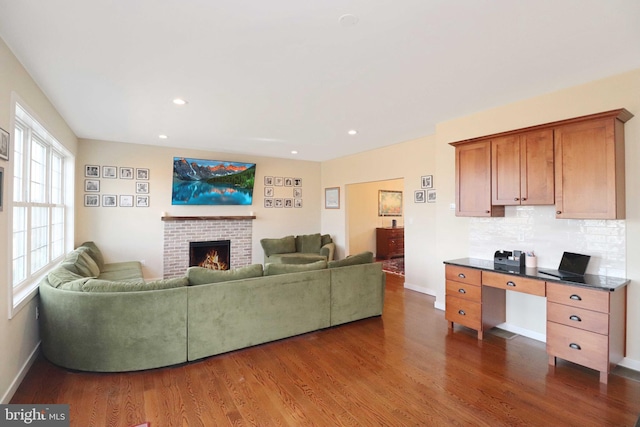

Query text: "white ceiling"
[0, 1, 639, 162]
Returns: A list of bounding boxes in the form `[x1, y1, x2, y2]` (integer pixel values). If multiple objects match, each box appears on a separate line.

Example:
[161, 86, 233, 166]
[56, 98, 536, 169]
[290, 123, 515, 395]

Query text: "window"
[11, 103, 73, 315]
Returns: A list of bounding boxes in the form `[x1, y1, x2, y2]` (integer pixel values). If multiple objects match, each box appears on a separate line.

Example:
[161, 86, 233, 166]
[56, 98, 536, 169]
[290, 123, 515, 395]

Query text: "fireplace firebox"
[189, 240, 231, 270]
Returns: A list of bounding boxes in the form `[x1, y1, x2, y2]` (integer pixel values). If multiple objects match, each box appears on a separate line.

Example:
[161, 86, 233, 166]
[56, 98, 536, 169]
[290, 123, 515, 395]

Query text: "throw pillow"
[321, 234, 333, 246]
[187, 264, 264, 286]
[260, 236, 296, 257]
[296, 233, 322, 253]
[328, 251, 374, 268]
[79, 241, 105, 270]
[47, 266, 86, 288]
[64, 248, 100, 277]
[264, 260, 327, 276]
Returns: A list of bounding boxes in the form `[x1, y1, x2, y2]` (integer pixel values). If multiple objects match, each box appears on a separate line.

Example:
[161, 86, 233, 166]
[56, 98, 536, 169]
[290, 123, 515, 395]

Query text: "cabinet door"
[491, 135, 521, 205]
[554, 118, 624, 219]
[455, 140, 504, 217]
[520, 129, 554, 205]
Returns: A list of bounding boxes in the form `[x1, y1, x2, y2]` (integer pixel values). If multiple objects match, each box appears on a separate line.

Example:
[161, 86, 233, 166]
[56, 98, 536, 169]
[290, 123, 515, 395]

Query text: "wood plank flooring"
[12, 274, 640, 426]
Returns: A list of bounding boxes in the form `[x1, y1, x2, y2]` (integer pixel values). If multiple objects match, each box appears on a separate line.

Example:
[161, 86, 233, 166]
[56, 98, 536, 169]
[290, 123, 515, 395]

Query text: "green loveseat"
[260, 233, 336, 264]
[39, 244, 384, 372]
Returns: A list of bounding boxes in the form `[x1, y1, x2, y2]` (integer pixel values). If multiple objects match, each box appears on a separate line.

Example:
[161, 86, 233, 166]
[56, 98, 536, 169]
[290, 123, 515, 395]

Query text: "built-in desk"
[443, 258, 629, 384]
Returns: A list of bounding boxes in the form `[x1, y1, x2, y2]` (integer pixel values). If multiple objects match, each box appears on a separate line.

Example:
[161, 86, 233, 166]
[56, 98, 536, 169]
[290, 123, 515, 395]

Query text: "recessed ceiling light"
[348, 129, 358, 135]
[339, 14, 359, 27]
[159, 134, 168, 139]
[172, 98, 187, 106]
[291, 150, 298, 155]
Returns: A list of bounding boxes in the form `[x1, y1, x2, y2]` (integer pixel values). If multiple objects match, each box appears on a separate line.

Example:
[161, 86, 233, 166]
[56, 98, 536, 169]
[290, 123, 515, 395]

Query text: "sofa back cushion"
[264, 260, 327, 276]
[79, 241, 105, 270]
[260, 236, 296, 256]
[82, 277, 188, 292]
[47, 266, 86, 288]
[295, 233, 322, 254]
[328, 251, 374, 268]
[187, 264, 264, 285]
[321, 234, 333, 246]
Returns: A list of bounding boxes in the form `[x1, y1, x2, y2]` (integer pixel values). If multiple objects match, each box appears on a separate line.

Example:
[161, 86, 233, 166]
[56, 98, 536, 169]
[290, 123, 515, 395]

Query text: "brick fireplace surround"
[162, 216, 255, 278]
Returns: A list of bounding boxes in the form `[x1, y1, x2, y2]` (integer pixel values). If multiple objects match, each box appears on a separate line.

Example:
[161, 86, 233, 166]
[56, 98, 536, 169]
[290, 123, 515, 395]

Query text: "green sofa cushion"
[295, 233, 322, 254]
[58, 278, 92, 291]
[47, 266, 86, 288]
[264, 260, 327, 276]
[82, 277, 188, 292]
[328, 251, 374, 268]
[79, 241, 105, 270]
[321, 234, 333, 246]
[260, 236, 296, 257]
[97, 262, 143, 281]
[63, 248, 100, 277]
[187, 264, 264, 286]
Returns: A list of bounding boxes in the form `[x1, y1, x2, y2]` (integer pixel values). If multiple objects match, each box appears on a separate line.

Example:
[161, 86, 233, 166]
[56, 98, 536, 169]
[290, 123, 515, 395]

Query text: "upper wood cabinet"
[554, 110, 632, 219]
[491, 129, 554, 206]
[454, 140, 504, 217]
[450, 109, 633, 219]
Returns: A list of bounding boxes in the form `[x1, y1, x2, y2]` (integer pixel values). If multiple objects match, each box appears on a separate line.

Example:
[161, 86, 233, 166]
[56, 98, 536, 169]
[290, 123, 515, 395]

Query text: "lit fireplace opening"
[189, 240, 231, 270]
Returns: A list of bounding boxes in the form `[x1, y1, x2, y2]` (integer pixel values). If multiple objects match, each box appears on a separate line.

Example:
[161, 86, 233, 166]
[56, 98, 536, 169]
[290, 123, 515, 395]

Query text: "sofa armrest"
[320, 242, 336, 261]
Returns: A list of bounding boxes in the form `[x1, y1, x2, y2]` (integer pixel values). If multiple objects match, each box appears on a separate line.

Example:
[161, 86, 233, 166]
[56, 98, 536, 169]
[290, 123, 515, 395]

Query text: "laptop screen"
[558, 252, 591, 275]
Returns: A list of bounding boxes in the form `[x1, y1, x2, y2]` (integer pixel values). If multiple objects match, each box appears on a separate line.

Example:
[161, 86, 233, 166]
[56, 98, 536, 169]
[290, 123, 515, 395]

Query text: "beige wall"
[76, 139, 322, 278]
[322, 69, 640, 369]
[346, 179, 404, 256]
[0, 38, 78, 402]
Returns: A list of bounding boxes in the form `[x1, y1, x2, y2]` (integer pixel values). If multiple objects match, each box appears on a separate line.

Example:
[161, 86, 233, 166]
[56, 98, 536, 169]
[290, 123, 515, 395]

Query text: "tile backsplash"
[469, 205, 626, 278]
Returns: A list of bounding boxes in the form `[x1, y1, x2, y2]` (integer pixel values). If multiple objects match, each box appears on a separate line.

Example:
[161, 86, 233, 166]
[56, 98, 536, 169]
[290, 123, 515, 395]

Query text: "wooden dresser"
[376, 227, 404, 259]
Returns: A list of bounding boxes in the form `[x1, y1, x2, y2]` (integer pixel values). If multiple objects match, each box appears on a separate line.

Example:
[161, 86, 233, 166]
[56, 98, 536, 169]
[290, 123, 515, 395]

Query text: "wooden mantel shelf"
[161, 215, 256, 221]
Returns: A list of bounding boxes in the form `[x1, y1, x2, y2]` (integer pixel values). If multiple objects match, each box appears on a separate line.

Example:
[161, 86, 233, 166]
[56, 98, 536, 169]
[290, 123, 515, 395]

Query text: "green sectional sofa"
[39, 244, 385, 372]
[260, 233, 336, 264]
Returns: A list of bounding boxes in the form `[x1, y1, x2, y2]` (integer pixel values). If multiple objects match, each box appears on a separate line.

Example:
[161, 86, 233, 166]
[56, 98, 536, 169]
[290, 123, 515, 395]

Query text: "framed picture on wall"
[120, 195, 134, 207]
[427, 189, 437, 203]
[0, 128, 9, 161]
[103, 166, 117, 178]
[136, 195, 149, 207]
[120, 167, 134, 179]
[414, 190, 426, 203]
[378, 190, 402, 216]
[85, 179, 100, 192]
[421, 175, 433, 189]
[325, 187, 340, 209]
[136, 168, 149, 180]
[85, 165, 100, 178]
[84, 194, 99, 207]
[102, 194, 117, 207]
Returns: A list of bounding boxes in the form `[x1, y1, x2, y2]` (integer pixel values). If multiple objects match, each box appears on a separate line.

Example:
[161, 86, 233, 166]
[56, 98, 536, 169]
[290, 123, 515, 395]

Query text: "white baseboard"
[1, 342, 40, 404]
[403, 282, 436, 297]
[619, 357, 640, 372]
[496, 323, 546, 343]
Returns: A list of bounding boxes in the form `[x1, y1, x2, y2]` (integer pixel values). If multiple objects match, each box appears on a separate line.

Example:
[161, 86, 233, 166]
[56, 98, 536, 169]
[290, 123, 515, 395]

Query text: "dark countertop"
[444, 258, 629, 291]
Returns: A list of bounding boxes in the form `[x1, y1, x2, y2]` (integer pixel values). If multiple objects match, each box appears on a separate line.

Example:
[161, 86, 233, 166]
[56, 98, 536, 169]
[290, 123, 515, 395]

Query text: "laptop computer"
[538, 252, 591, 279]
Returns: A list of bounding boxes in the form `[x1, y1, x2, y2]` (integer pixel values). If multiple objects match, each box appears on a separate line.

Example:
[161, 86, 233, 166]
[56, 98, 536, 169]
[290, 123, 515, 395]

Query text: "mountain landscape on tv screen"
[172, 157, 256, 205]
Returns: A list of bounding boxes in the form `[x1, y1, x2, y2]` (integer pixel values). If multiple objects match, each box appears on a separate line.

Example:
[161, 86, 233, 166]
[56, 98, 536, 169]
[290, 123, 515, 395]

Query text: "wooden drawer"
[547, 302, 609, 335]
[482, 271, 546, 296]
[446, 279, 482, 302]
[547, 322, 609, 372]
[445, 265, 481, 286]
[445, 295, 481, 330]
[384, 228, 403, 239]
[547, 282, 610, 313]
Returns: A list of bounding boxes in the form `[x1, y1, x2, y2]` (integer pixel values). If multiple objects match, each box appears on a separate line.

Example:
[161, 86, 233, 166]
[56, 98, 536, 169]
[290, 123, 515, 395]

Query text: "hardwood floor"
[12, 274, 640, 426]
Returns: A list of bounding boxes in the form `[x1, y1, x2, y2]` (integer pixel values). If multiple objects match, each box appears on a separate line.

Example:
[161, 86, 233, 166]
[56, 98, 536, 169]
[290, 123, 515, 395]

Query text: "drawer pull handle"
[458, 310, 466, 316]
[569, 315, 582, 322]
[458, 273, 466, 279]
[569, 294, 582, 301]
[569, 343, 581, 350]
[458, 288, 466, 294]
[506, 281, 516, 287]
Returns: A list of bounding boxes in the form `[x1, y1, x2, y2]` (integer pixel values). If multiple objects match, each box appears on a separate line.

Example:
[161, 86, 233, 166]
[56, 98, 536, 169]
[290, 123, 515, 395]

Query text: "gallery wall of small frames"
[263, 176, 303, 208]
[84, 165, 150, 208]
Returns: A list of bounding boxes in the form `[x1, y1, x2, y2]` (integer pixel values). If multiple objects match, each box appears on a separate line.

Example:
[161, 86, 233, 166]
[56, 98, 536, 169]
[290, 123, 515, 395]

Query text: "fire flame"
[198, 250, 228, 270]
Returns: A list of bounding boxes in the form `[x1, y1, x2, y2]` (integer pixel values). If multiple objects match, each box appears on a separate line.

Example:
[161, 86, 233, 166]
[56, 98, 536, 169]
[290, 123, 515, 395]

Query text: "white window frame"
[8, 98, 75, 318]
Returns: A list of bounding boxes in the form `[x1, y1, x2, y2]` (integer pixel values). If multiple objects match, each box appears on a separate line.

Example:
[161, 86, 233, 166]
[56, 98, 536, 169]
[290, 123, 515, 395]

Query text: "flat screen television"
[172, 157, 256, 205]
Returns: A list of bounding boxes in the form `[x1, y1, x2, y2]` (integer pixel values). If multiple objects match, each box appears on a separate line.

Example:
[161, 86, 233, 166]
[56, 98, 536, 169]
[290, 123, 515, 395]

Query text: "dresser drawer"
[482, 271, 546, 296]
[547, 302, 609, 335]
[446, 280, 482, 302]
[445, 265, 481, 286]
[445, 296, 481, 330]
[547, 282, 610, 313]
[547, 322, 608, 372]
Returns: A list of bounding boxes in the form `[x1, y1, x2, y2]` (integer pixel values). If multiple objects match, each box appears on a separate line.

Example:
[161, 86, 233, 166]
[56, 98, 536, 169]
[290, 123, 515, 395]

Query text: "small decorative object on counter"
[525, 251, 537, 268]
